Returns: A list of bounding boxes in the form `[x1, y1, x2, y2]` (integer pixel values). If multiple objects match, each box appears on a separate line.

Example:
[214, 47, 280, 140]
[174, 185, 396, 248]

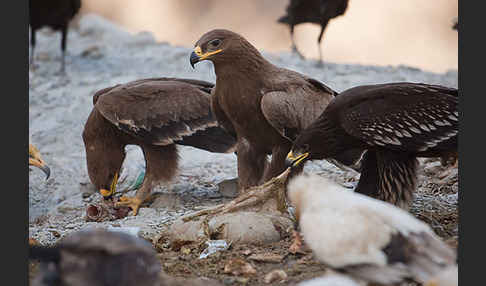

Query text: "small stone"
[218, 178, 239, 198]
[223, 258, 256, 276]
[264, 269, 287, 284]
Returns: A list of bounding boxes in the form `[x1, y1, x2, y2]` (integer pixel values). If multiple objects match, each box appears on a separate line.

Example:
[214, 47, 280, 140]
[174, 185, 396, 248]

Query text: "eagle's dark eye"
[209, 39, 221, 48]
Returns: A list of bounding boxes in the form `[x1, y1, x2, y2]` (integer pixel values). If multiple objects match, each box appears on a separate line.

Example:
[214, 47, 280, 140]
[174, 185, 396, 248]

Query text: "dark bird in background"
[82, 78, 237, 215]
[278, 0, 349, 66]
[288, 174, 457, 286]
[452, 18, 458, 31]
[287, 82, 458, 209]
[29, 143, 51, 180]
[29, 0, 82, 73]
[190, 29, 362, 211]
[29, 229, 161, 286]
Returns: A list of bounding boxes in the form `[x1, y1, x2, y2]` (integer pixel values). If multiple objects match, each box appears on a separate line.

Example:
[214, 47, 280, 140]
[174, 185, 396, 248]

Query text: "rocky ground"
[29, 14, 458, 285]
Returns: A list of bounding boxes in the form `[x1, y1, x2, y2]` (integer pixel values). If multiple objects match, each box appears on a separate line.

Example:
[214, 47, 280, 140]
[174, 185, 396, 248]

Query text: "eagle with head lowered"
[82, 77, 236, 215]
[287, 82, 458, 209]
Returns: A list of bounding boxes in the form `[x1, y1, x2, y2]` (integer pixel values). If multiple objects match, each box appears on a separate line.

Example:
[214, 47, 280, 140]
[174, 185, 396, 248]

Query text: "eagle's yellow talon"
[115, 196, 143, 216]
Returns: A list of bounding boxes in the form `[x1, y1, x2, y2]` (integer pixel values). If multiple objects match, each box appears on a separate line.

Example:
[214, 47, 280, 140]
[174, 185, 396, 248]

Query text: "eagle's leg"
[183, 145, 298, 222]
[30, 28, 37, 71]
[116, 193, 145, 216]
[59, 26, 67, 74]
[354, 150, 380, 197]
[315, 20, 329, 67]
[356, 150, 418, 210]
[236, 139, 267, 190]
[290, 25, 305, 60]
[263, 145, 290, 182]
[116, 144, 178, 216]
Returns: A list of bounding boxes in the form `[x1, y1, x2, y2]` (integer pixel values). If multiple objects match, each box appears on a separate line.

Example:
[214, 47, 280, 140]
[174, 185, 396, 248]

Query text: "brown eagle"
[189, 29, 362, 210]
[287, 82, 458, 209]
[29, 143, 51, 180]
[288, 174, 457, 286]
[29, 0, 82, 72]
[82, 78, 237, 215]
[278, 0, 349, 65]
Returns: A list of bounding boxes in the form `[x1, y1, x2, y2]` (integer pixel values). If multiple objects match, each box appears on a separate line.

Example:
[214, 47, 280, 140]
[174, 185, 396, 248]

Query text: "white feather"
[288, 174, 457, 285]
[424, 266, 458, 286]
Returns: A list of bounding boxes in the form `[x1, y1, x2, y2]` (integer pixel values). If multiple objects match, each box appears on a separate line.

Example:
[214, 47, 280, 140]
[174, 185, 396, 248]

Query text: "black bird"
[29, 229, 161, 286]
[286, 82, 458, 209]
[29, 0, 82, 73]
[278, 0, 349, 65]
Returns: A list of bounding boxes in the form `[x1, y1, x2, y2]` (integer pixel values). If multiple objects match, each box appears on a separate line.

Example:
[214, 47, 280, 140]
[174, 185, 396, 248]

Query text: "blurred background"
[78, 0, 458, 73]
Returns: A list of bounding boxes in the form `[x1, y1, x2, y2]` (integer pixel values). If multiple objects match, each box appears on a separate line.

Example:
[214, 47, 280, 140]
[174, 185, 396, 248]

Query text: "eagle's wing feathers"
[339, 83, 458, 153]
[94, 78, 236, 152]
[260, 78, 335, 141]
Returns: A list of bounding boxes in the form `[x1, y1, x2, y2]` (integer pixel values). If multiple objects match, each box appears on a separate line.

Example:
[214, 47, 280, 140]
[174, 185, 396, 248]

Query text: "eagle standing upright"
[29, 0, 82, 72]
[190, 29, 362, 212]
[278, 0, 349, 65]
[82, 78, 236, 215]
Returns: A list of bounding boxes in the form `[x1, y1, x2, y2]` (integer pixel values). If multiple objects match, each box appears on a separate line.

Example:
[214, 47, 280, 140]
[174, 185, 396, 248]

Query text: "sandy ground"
[29, 14, 458, 285]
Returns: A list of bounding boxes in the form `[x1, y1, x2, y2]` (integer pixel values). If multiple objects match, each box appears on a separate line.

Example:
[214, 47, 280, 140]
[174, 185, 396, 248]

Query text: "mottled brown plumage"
[29, 0, 82, 72]
[287, 82, 458, 209]
[82, 78, 236, 215]
[189, 29, 361, 209]
[278, 0, 349, 64]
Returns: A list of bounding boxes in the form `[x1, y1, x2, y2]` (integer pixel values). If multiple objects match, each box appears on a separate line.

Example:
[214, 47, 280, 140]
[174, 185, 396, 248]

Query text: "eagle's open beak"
[190, 46, 222, 68]
[285, 151, 309, 168]
[100, 172, 118, 199]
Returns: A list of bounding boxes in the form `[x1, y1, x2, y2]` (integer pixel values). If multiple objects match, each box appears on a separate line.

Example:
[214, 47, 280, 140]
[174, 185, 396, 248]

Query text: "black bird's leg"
[355, 150, 417, 210]
[60, 26, 67, 74]
[316, 20, 329, 67]
[290, 25, 305, 59]
[30, 28, 37, 70]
